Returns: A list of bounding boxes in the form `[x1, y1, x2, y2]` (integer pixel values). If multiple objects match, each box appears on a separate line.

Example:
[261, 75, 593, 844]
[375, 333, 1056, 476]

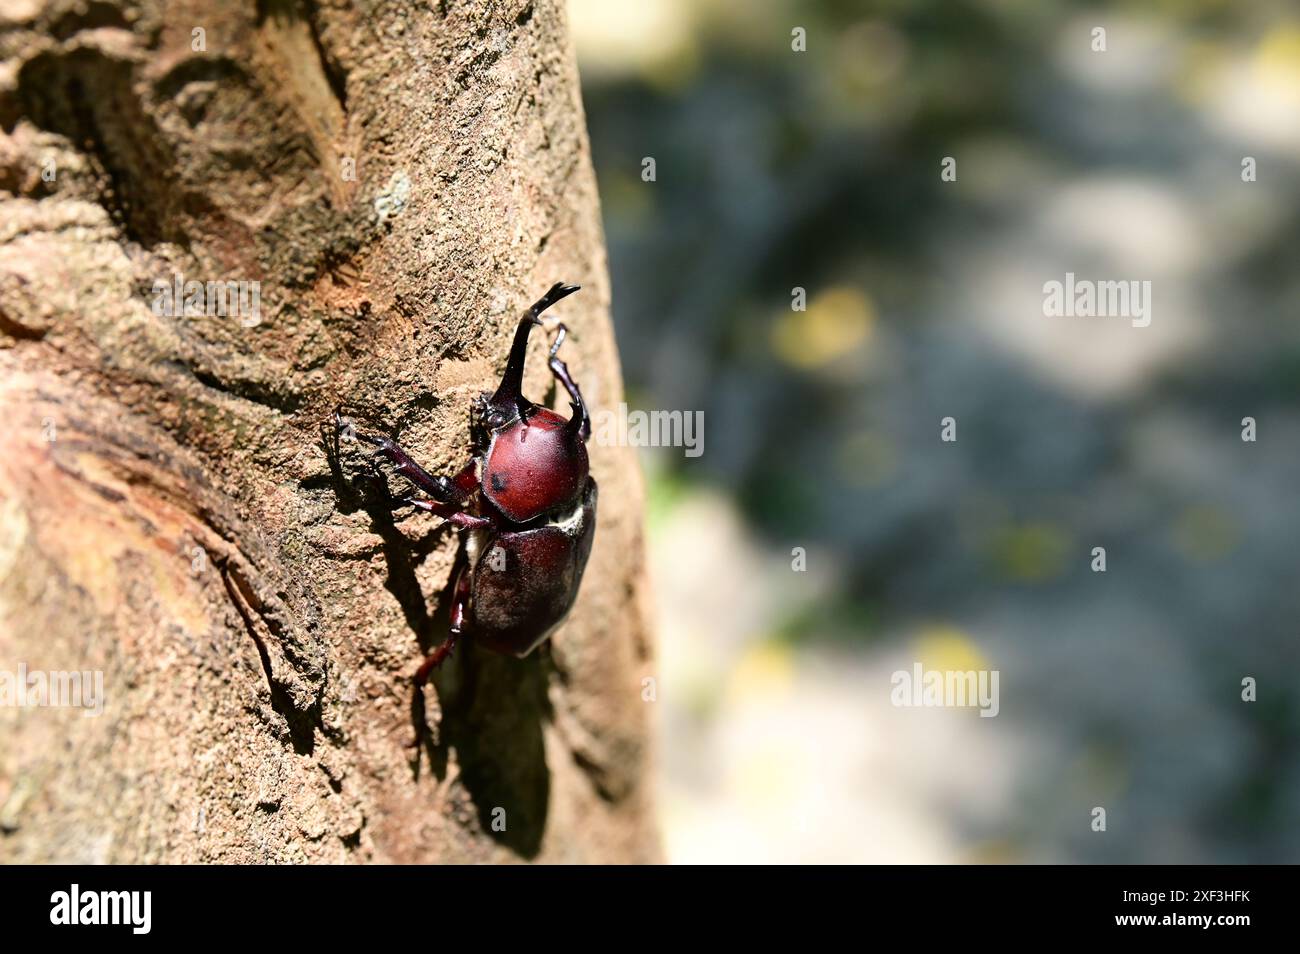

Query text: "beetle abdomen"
[469, 479, 597, 656]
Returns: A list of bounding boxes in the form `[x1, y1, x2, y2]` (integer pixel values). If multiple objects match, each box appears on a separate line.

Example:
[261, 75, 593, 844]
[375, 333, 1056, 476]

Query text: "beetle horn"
[533, 282, 581, 314]
[489, 283, 581, 410]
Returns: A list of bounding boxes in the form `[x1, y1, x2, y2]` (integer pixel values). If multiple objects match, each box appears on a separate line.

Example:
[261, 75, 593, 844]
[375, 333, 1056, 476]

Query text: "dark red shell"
[468, 479, 597, 656]
[480, 407, 589, 524]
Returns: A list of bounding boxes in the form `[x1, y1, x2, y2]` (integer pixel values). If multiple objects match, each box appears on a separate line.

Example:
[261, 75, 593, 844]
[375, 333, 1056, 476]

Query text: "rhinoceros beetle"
[336, 282, 595, 684]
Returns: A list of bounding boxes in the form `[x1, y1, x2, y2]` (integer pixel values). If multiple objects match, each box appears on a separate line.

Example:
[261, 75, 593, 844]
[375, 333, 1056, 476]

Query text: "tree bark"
[0, 0, 658, 863]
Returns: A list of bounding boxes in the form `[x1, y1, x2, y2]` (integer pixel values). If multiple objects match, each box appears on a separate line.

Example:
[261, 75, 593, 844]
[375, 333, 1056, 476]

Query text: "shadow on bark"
[322, 425, 551, 858]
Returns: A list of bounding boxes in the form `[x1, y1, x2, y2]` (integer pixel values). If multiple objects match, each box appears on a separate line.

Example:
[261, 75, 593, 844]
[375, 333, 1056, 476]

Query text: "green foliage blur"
[575, 0, 1300, 862]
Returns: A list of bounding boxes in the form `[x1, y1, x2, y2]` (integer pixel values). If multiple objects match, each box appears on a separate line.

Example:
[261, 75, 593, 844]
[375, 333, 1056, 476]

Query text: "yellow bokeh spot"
[989, 522, 1070, 583]
[913, 625, 989, 674]
[1175, 39, 1229, 105]
[1254, 23, 1300, 86]
[771, 286, 874, 370]
[727, 642, 795, 702]
[833, 21, 909, 96]
[1173, 506, 1241, 561]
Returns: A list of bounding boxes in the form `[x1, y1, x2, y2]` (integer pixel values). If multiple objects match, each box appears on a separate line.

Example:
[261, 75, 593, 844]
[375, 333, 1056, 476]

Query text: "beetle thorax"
[480, 408, 589, 524]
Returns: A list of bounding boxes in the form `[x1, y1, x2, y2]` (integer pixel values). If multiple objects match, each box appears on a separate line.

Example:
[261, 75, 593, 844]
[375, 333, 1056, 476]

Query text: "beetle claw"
[334, 408, 357, 442]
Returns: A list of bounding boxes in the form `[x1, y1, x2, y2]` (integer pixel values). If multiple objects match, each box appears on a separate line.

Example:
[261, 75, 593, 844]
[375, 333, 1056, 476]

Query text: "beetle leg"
[413, 634, 457, 685]
[414, 566, 471, 685]
[546, 324, 591, 441]
[398, 497, 492, 530]
[336, 411, 472, 504]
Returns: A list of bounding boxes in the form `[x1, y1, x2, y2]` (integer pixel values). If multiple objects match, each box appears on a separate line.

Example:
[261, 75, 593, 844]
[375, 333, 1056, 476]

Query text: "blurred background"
[568, 0, 1300, 862]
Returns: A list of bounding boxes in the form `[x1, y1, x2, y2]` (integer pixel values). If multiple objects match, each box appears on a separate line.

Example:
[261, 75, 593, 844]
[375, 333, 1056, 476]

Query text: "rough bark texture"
[0, 0, 658, 863]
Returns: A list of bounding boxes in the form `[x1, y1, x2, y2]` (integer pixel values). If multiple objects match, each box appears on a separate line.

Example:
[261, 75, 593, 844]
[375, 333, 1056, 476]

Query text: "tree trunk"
[0, 0, 658, 863]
